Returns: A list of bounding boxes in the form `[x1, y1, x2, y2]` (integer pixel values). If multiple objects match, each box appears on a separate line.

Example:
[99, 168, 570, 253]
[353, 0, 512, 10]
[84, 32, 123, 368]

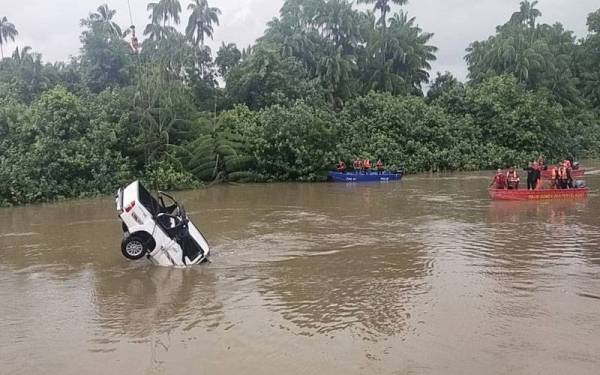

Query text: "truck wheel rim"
[126, 241, 144, 256]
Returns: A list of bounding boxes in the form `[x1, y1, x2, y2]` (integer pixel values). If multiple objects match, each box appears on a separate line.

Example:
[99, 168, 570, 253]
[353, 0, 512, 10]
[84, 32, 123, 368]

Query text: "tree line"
[0, 0, 599, 205]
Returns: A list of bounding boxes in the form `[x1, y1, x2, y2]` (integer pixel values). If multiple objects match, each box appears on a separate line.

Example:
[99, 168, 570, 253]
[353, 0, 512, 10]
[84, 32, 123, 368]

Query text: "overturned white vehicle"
[116, 181, 210, 266]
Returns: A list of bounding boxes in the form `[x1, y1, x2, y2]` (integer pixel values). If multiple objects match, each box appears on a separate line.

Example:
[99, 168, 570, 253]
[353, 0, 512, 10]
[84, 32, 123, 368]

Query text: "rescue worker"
[557, 162, 569, 189]
[564, 159, 574, 188]
[363, 158, 372, 174]
[506, 166, 520, 190]
[376, 159, 384, 175]
[130, 26, 140, 54]
[336, 159, 347, 173]
[550, 164, 559, 189]
[524, 161, 541, 190]
[537, 155, 546, 170]
[489, 169, 507, 189]
[353, 158, 362, 174]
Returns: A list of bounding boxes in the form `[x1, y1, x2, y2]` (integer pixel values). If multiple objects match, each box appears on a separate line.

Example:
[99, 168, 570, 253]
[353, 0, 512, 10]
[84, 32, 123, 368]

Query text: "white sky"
[0, 0, 598, 80]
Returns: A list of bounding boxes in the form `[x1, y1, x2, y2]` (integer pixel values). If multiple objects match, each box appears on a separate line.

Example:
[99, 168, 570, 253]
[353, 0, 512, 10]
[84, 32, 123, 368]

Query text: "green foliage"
[1, 2, 600, 206]
[225, 45, 319, 110]
[255, 102, 339, 181]
[576, 9, 600, 110]
[178, 115, 254, 182]
[215, 42, 241, 78]
[80, 6, 135, 92]
[0, 87, 132, 205]
[465, 2, 580, 105]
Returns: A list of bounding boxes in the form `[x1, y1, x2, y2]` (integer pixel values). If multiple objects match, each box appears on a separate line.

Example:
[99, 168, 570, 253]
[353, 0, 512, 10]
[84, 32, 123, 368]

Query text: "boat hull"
[488, 188, 589, 201]
[329, 171, 403, 182]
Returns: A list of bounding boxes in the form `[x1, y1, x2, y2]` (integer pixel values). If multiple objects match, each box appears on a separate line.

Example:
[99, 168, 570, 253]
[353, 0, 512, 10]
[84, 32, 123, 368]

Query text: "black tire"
[121, 234, 147, 260]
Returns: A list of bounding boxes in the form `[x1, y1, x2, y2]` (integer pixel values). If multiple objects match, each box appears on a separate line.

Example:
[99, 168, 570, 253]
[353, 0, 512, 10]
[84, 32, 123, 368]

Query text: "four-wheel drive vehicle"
[115, 181, 210, 266]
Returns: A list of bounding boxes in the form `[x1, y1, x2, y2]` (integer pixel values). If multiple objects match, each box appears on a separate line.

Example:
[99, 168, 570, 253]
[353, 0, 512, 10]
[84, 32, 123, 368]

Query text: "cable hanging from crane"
[127, 0, 140, 54]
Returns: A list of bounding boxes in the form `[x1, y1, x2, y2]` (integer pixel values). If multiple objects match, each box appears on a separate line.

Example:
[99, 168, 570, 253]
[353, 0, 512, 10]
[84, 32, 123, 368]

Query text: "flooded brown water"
[2, 170, 600, 374]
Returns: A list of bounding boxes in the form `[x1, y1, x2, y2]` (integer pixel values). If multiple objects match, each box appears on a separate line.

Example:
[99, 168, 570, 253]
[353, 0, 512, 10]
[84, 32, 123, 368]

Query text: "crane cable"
[127, 0, 134, 27]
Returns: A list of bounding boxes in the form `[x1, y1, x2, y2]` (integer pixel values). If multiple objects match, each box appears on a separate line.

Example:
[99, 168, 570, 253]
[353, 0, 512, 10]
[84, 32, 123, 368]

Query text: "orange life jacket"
[506, 170, 518, 181]
[558, 167, 567, 179]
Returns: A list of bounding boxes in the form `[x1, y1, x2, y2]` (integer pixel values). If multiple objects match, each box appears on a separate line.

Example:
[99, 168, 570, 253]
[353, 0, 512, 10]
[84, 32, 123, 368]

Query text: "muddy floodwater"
[2, 170, 600, 375]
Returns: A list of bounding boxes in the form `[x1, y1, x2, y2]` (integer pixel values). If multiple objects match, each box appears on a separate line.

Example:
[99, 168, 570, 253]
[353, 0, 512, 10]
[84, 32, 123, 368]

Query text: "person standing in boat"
[506, 166, 520, 190]
[564, 159, 574, 188]
[376, 159, 384, 175]
[549, 165, 558, 189]
[524, 161, 541, 190]
[490, 169, 507, 189]
[363, 158, 372, 174]
[537, 155, 547, 170]
[336, 159, 347, 173]
[557, 162, 569, 189]
[353, 158, 362, 174]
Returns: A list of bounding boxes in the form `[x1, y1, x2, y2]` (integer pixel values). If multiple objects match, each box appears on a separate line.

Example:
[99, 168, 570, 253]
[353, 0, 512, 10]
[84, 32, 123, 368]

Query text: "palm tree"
[143, 22, 177, 41]
[89, 4, 123, 38]
[148, 0, 182, 26]
[356, 0, 407, 29]
[0, 16, 18, 59]
[11, 46, 33, 65]
[318, 44, 356, 107]
[510, 0, 542, 29]
[186, 0, 221, 47]
[317, 0, 360, 51]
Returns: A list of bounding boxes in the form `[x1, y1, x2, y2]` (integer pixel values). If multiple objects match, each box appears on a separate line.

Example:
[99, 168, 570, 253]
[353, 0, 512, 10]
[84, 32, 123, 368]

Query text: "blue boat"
[329, 171, 404, 182]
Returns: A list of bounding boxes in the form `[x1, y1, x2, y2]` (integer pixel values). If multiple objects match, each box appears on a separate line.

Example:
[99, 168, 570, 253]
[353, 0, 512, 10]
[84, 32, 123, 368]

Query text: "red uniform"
[363, 159, 372, 172]
[492, 173, 507, 189]
[353, 159, 362, 172]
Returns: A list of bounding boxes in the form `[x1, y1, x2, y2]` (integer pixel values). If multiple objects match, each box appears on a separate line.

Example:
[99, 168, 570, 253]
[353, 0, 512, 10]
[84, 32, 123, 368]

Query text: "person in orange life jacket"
[336, 160, 347, 173]
[557, 162, 570, 189]
[549, 164, 559, 189]
[363, 159, 372, 174]
[353, 158, 362, 174]
[564, 159, 574, 188]
[524, 161, 541, 190]
[376, 159, 384, 175]
[489, 169, 507, 189]
[506, 166, 520, 190]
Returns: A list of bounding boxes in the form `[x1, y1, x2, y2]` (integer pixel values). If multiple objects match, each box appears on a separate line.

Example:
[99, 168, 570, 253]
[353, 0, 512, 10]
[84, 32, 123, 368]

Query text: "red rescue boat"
[489, 188, 589, 201]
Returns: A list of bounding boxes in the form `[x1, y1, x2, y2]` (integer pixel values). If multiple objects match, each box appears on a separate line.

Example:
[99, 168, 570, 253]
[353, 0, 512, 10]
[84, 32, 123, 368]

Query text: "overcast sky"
[1, 0, 598, 80]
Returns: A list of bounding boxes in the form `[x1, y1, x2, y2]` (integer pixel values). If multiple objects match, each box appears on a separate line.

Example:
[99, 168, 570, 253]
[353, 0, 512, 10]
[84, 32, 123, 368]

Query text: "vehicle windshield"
[138, 182, 161, 216]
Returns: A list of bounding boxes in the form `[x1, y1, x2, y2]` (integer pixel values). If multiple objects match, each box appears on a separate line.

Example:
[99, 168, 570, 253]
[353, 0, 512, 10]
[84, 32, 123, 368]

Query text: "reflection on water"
[91, 266, 222, 341]
[2, 171, 600, 374]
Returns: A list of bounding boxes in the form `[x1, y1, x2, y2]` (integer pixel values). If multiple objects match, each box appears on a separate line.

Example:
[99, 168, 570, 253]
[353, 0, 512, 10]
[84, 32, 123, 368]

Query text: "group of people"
[336, 158, 386, 174]
[490, 158, 578, 190]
